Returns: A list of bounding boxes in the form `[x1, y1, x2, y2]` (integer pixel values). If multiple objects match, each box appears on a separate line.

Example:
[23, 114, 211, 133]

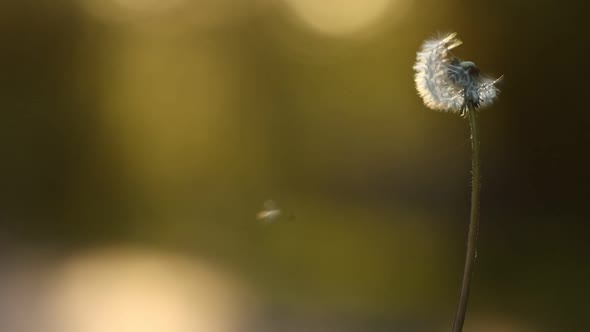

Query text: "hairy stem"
[452, 108, 480, 332]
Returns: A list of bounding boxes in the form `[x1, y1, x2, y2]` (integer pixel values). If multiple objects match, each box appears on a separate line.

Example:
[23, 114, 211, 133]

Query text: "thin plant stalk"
[452, 107, 480, 332]
[413, 32, 500, 332]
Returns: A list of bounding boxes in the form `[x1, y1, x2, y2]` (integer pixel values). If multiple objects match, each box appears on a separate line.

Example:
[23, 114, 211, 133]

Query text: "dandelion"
[413, 32, 502, 332]
[413, 32, 502, 116]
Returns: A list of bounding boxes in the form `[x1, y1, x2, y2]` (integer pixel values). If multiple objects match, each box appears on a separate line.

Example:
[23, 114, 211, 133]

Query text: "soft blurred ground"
[0, 0, 588, 331]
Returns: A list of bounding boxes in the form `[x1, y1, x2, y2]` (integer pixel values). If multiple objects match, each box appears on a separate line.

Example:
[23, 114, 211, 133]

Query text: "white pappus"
[413, 32, 502, 116]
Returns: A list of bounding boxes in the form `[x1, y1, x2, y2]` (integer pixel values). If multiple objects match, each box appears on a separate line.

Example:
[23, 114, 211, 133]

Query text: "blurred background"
[0, 0, 588, 331]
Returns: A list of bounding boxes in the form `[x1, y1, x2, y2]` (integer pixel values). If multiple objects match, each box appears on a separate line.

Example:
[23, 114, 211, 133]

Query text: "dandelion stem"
[452, 107, 480, 332]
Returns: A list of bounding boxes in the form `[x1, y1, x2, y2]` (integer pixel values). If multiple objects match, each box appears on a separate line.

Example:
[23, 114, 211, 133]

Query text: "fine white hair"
[413, 32, 502, 114]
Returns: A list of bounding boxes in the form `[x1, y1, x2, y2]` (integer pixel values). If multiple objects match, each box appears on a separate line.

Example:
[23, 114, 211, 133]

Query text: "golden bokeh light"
[280, 0, 411, 37]
[44, 248, 253, 332]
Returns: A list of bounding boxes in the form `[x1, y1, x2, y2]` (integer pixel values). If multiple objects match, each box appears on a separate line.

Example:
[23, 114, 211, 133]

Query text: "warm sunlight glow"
[281, 0, 410, 37]
[45, 248, 250, 332]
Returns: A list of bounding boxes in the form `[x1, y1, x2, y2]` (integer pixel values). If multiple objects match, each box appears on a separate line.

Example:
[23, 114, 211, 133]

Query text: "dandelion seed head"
[413, 32, 502, 115]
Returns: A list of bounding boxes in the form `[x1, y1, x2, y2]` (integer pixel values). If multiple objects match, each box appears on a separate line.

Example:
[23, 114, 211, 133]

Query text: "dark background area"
[0, 0, 588, 331]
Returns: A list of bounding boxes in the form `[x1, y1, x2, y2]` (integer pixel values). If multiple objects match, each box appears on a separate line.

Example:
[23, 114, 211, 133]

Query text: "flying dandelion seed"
[413, 32, 502, 116]
[256, 200, 295, 223]
[256, 200, 282, 223]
